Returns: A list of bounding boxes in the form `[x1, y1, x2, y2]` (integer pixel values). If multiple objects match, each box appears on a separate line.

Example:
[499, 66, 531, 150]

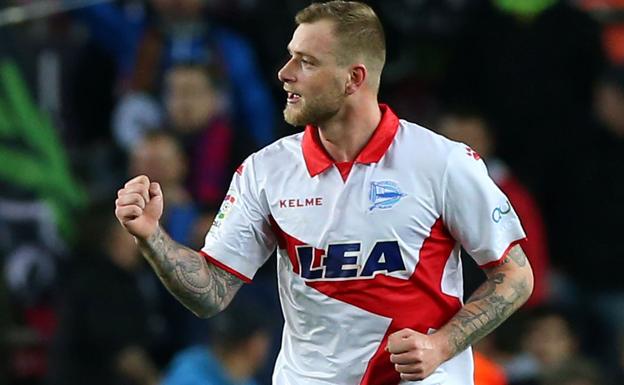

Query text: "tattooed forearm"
[437, 245, 533, 359]
[137, 226, 243, 318]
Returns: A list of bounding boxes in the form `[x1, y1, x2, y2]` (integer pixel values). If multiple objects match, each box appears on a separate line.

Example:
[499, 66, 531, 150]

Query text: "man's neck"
[316, 98, 382, 163]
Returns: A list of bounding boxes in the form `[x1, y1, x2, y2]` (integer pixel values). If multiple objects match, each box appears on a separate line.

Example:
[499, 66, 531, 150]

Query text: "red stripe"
[479, 238, 526, 269]
[269, 217, 461, 385]
[355, 218, 461, 385]
[358, 329, 396, 385]
[199, 251, 252, 283]
[269, 216, 302, 274]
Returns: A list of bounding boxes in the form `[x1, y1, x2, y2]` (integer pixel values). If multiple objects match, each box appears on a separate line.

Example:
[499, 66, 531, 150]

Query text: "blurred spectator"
[46, 212, 168, 385]
[548, 66, 624, 377]
[130, 131, 200, 246]
[437, 109, 551, 307]
[162, 63, 249, 209]
[77, 0, 276, 150]
[523, 306, 601, 385]
[471, 314, 540, 385]
[128, 131, 219, 349]
[161, 294, 271, 385]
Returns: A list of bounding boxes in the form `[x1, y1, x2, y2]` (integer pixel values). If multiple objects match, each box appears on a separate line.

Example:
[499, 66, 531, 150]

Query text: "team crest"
[369, 181, 406, 211]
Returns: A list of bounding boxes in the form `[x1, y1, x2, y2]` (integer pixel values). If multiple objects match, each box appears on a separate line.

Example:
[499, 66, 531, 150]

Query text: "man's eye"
[301, 59, 312, 65]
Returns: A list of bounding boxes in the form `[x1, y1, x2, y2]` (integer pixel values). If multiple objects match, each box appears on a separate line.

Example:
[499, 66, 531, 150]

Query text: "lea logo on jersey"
[295, 240, 406, 280]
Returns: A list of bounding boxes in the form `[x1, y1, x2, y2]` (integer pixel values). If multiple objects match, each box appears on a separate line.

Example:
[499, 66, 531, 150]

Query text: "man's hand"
[115, 175, 163, 239]
[387, 328, 448, 381]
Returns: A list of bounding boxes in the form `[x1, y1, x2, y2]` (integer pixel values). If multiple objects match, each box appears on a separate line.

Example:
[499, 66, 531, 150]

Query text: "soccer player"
[115, 2, 534, 384]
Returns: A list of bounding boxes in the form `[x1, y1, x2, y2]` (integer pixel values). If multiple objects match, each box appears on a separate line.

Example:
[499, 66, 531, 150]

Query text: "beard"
[283, 86, 345, 127]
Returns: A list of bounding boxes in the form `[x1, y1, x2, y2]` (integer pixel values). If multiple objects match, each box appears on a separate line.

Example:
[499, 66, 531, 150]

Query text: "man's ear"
[345, 64, 367, 95]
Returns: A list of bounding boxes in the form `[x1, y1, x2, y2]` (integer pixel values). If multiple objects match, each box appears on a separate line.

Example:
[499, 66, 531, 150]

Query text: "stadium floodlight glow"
[0, 0, 113, 27]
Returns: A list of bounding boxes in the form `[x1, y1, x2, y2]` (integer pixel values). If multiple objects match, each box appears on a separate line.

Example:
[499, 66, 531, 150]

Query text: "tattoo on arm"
[442, 245, 532, 357]
[138, 226, 244, 317]
[507, 245, 527, 267]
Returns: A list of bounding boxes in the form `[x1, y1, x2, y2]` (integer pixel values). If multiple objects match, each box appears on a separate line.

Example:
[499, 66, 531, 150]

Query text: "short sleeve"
[201, 155, 276, 281]
[442, 145, 526, 267]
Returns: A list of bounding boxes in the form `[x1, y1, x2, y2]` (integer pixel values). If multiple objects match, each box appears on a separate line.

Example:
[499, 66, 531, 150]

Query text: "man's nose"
[278, 58, 296, 83]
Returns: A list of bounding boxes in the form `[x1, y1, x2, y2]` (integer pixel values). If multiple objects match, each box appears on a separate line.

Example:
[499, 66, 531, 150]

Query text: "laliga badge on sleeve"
[212, 192, 237, 229]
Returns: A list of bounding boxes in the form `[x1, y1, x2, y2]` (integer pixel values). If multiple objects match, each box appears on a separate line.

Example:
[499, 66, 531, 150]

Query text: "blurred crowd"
[0, 0, 623, 385]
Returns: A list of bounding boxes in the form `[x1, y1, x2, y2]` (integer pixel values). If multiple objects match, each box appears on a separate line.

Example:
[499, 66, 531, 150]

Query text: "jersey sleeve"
[200, 155, 276, 282]
[441, 145, 526, 267]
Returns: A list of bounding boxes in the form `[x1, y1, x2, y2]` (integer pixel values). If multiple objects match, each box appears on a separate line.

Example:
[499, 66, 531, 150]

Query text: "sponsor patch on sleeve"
[211, 192, 237, 231]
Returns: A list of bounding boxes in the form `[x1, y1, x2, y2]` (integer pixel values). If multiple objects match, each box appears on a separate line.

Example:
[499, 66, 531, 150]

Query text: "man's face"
[278, 20, 348, 127]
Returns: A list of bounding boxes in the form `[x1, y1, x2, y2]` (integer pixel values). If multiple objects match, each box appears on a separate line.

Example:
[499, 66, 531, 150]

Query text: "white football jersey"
[202, 105, 526, 385]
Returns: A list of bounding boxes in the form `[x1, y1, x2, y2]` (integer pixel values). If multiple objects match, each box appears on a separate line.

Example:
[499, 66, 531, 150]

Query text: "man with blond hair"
[115, 2, 533, 384]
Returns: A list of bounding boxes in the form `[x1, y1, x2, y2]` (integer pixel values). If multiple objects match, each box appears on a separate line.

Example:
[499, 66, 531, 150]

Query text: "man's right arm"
[138, 226, 243, 318]
[115, 175, 243, 318]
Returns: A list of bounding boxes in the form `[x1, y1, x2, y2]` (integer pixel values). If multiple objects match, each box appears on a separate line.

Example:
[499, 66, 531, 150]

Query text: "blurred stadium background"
[0, 1, 623, 385]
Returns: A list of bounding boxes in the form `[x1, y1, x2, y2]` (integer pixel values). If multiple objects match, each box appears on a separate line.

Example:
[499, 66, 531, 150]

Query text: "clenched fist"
[115, 175, 163, 240]
[386, 328, 448, 381]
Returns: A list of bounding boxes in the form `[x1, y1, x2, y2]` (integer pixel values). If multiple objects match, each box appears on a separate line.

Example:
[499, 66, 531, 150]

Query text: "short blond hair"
[295, 1, 386, 86]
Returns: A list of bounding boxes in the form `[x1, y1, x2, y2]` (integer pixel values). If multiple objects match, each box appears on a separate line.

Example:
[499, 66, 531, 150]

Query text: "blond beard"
[283, 92, 344, 127]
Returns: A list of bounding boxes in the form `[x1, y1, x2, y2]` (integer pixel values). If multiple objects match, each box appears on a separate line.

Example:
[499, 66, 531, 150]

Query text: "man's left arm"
[387, 244, 533, 381]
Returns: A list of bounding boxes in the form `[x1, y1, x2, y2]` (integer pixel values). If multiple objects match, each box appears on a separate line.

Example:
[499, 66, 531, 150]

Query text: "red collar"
[301, 104, 400, 177]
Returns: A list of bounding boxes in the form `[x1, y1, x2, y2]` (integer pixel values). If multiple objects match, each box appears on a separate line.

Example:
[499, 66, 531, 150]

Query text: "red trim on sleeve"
[479, 238, 526, 269]
[199, 251, 253, 283]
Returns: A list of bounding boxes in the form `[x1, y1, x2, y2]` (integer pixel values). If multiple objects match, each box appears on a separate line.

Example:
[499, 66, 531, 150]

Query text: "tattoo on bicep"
[466, 273, 504, 303]
[487, 245, 527, 269]
[507, 245, 527, 267]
